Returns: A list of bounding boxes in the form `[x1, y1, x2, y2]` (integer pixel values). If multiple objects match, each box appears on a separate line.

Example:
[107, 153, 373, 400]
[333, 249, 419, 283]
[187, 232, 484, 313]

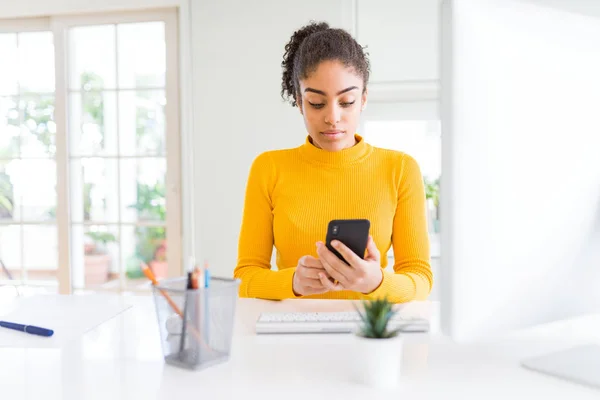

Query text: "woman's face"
[298, 60, 367, 152]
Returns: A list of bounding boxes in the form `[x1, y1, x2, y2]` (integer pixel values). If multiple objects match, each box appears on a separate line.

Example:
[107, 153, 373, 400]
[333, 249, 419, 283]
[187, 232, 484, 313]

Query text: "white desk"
[0, 294, 598, 399]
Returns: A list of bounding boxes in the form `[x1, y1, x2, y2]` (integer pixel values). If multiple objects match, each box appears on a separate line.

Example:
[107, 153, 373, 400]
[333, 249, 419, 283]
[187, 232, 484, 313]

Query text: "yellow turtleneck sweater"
[234, 134, 433, 303]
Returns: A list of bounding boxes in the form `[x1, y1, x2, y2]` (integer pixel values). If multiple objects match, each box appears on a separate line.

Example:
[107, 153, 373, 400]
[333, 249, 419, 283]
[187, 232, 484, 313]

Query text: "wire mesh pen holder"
[152, 276, 241, 370]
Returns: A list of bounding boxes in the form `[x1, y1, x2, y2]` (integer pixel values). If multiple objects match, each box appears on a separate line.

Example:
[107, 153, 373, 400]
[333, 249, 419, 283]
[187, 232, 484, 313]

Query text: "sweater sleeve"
[233, 152, 299, 299]
[365, 154, 433, 303]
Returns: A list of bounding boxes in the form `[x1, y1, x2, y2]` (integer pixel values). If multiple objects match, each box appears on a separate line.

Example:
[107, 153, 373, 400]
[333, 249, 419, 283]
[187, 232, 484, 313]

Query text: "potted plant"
[148, 237, 167, 279]
[352, 297, 404, 388]
[126, 182, 168, 279]
[84, 231, 117, 285]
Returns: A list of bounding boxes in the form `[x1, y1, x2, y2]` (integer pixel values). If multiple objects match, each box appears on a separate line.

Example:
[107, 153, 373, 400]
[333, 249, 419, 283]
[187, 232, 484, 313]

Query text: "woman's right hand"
[292, 255, 335, 296]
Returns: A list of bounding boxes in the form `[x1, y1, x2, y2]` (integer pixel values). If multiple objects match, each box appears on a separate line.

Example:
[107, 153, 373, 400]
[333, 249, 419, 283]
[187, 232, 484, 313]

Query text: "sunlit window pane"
[19, 95, 56, 158]
[0, 225, 21, 270]
[23, 225, 58, 275]
[69, 25, 117, 90]
[120, 158, 166, 223]
[69, 158, 119, 224]
[69, 91, 118, 156]
[71, 224, 120, 289]
[18, 32, 55, 94]
[0, 96, 20, 158]
[121, 224, 168, 289]
[364, 120, 441, 180]
[117, 22, 166, 88]
[118, 90, 166, 156]
[10, 159, 57, 221]
[0, 34, 18, 95]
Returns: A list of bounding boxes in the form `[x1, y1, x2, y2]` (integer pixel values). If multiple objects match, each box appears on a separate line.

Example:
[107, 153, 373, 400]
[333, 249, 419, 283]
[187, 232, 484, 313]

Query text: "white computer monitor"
[439, 0, 600, 343]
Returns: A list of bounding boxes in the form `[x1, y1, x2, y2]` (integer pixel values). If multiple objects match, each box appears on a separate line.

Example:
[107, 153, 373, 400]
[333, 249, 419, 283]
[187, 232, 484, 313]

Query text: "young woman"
[234, 21, 433, 303]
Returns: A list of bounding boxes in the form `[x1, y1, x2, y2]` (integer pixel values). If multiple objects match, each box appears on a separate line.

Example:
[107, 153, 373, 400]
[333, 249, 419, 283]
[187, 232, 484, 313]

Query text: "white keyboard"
[255, 311, 429, 334]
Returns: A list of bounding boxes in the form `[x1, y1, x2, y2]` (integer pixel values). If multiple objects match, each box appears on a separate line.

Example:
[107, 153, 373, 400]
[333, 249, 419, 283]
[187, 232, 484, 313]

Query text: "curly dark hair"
[281, 21, 370, 107]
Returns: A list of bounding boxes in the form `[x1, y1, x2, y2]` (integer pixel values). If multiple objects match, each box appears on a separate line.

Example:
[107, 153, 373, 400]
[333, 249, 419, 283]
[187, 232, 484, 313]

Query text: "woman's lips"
[321, 130, 345, 138]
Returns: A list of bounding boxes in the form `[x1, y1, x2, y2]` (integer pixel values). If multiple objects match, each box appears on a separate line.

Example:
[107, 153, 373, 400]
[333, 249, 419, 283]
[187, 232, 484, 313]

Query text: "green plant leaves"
[355, 297, 400, 339]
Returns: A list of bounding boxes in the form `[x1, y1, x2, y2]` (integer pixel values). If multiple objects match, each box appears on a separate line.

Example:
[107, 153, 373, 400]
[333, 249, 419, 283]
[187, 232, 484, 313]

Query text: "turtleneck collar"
[298, 134, 372, 166]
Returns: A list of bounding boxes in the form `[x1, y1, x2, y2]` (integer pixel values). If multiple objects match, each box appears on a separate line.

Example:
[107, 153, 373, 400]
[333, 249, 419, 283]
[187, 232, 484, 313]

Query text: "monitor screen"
[440, 0, 600, 341]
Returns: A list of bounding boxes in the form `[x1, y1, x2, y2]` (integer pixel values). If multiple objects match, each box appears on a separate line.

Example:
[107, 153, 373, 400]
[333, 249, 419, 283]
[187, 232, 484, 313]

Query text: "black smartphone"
[325, 219, 370, 265]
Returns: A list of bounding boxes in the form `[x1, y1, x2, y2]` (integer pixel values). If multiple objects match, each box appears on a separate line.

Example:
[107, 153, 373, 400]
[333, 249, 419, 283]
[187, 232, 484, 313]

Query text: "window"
[0, 24, 58, 289]
[364, 120, 441, 181]
[0, 10, 181, 294]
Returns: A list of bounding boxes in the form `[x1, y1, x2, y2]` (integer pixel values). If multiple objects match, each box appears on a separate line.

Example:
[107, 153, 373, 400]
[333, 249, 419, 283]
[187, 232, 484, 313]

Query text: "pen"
[204, 261, 210, 288]
[0, 321, 54, 337]
[179, 271, 194, 359]
[186, 256, 197, 289]
[141, 262, 182, 317]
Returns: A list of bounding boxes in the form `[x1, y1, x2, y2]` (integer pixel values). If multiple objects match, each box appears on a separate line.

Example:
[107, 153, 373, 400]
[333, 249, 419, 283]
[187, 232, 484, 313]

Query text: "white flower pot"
[352, 333, 403, 389]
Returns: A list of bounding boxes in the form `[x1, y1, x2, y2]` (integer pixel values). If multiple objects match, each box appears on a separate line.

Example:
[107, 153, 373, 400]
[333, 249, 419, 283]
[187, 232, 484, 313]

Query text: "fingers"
[295, 259, 332, 295]
[316, 242, 351, 286]
[329, 239, 363, 266]
[320, 258, 348, 287]
[318, 272, 343, 291]
[297, 264, 328, 280]
[365, 235, 381, 261]
[295, 254, 346, 295]
[304, 278, 325, 289]
[293, 273, 324, 294]
[299, 255, 324, 269]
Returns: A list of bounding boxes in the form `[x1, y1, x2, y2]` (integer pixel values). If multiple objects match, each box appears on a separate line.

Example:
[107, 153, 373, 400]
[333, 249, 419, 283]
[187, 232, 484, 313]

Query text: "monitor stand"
[521, 344, 600, 390]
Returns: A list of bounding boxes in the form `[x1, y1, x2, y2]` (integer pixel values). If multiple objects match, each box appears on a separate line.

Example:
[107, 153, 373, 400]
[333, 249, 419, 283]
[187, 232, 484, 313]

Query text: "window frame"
[0, 9, 182, 294]
[53, 9, 181, 294]
[0, 17, 50, 34]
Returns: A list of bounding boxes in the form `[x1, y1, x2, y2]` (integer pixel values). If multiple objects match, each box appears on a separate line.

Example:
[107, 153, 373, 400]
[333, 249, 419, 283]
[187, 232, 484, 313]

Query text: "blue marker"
[0, 321, 54, 337]
[203, 262, 210, 346]
[204, 266, 210, 288]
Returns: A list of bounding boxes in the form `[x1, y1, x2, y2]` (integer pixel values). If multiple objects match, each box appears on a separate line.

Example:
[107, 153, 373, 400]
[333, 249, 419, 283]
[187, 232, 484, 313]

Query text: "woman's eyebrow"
[304, 86, 359, 96]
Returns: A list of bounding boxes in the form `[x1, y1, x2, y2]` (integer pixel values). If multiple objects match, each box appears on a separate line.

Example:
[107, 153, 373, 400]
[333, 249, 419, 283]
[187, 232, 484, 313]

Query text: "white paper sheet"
[0, 294, 132, 348]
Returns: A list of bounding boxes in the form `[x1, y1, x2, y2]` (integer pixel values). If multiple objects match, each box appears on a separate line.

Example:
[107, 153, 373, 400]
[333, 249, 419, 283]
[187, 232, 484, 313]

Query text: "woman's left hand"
[315, 236, 383, 294]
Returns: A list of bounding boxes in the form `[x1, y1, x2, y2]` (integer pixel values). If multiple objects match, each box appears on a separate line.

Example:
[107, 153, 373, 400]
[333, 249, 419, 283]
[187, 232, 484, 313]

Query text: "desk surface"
[0, 294, 598, 400]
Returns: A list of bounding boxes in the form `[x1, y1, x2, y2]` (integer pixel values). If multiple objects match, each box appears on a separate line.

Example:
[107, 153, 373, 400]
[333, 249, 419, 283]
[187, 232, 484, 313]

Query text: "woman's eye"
[308, 101, 355, 109]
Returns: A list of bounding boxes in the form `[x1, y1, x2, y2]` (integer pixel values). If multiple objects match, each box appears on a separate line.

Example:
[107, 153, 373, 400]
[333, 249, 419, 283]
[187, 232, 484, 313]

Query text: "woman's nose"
[325, 104, 341, 125]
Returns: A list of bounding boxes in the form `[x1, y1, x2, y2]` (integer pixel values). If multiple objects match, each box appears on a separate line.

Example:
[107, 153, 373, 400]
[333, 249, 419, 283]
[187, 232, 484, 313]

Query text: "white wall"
[357, 0, 440, 83]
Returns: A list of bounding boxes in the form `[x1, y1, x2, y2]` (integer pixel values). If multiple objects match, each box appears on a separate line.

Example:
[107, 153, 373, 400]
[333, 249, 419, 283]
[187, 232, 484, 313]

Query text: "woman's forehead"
[300, 60, 363, 94]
